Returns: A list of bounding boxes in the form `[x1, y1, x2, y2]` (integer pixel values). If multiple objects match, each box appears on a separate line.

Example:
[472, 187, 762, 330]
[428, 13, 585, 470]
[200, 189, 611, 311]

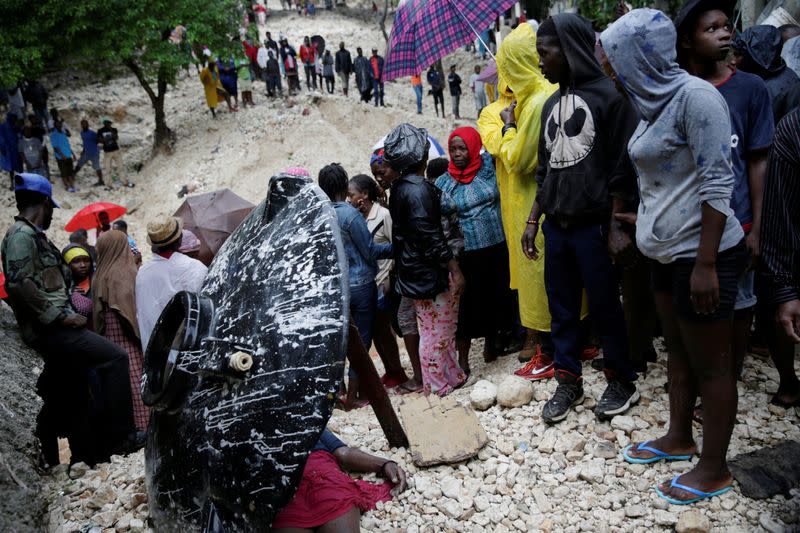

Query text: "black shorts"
[651, 240, 747, 322]
[56, 157, 74, 177]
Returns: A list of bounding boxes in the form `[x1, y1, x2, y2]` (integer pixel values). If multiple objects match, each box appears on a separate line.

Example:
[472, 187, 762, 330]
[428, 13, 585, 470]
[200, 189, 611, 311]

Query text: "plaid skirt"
[103, 310, 150, 431]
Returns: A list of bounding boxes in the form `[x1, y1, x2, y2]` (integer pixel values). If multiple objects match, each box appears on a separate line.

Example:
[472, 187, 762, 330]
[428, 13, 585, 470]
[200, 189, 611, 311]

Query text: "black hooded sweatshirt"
[733, 25, 800, 124]
[534, 14, 638, 227]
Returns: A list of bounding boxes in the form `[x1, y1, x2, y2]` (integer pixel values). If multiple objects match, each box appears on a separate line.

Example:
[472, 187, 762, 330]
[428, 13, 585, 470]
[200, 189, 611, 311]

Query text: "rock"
[653, 510, 678, 526]
[437, 498, 463, 519]
[496, 376, 534, 408]
[758, 513, 786, 533]
[609, 415, 635, 433]
[474, 495, 490, 512]
[729, 440, 800, 499]
[579, 463, 604, 484]
[537, 429, 558, 454]
[470, 380, 498, 411]
[440, 476, 463, 500]
[592, 441, 617, 460]
[69, 462, 90, 479]
[531, 488, 552, 513]
[497, 439, 516, 456]
[676, 510, 711, 533]
[625, 505, 646, 518]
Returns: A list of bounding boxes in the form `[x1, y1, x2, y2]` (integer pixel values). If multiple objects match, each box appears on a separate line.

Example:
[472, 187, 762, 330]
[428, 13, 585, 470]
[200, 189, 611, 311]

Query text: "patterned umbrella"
[384, 0, 517, 81]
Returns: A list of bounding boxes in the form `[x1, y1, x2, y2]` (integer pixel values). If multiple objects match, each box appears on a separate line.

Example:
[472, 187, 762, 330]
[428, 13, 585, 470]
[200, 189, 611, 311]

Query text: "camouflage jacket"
[1, 217, 72, 344]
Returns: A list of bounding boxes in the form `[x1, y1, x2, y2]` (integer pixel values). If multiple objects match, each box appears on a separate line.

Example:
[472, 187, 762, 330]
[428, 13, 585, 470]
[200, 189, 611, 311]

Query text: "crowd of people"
[3, 1, 800, 529]
[0, 86, 133, 194]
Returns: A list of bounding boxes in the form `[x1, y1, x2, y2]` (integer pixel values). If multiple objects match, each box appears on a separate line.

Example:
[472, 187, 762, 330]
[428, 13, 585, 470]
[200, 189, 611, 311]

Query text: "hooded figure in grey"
[601, 8, 744, 264]
[733, 25, 800, 124]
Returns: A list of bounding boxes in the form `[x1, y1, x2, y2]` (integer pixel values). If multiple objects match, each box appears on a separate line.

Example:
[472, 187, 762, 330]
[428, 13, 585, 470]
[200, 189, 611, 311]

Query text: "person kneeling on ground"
[271, 428, 406, 532]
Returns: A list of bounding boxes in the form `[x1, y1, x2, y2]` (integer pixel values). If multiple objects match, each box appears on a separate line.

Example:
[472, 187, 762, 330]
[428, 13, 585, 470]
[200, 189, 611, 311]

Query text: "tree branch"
[124, 58, 157, 104]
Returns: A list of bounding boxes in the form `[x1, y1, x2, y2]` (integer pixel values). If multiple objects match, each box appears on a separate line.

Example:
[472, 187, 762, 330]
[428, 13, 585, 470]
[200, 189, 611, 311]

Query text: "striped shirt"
[436, 152, 505, 251]
[761, 108, 800, 304]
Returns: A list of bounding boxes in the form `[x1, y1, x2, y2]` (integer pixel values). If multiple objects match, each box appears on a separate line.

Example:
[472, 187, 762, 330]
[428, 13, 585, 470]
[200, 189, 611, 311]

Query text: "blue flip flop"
[655, 475, 733, 505]
[622, 440, 694, 464]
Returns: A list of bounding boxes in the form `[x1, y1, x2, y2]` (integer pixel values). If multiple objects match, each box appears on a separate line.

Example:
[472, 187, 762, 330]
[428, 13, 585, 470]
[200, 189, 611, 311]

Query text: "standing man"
[521, 14, 640, 423]
[50, 118, 76, 192]
[299, 36, 318, 91]
[761, 109, 800, 406]
[23, 80, 49, 126]
[2, 173, 142, 466]
[98, 118, 133, 188]
[265, 31, 279, 55]
[469, 65, 487, 117]
[136, 215, 208, 351]
[74, 119, 105, 187]
[18, 125, 48, 177]
[279, 37, 301, 94]
[335, 41, 353, 96]
[411, 73, 423, 114]
[447, 65, 462, 119]
[370, 48, 385, 107]
[353, 47, 373, 103]
[427, 65, 446, 117]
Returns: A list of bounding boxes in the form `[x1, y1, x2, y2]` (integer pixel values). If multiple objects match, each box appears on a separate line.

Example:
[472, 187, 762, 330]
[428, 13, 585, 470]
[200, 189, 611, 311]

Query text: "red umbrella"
[64, 202, 127, 232]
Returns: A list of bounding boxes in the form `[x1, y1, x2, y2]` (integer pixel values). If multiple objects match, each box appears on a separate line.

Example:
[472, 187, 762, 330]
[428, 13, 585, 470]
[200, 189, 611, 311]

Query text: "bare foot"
[658, 468, 733, 502]
[626, 435, 697, 461]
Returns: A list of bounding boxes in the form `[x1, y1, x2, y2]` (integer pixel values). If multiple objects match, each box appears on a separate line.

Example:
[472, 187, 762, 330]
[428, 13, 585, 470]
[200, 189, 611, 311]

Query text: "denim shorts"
[651, 241, 747, 322]
[734, 269, 757, 311]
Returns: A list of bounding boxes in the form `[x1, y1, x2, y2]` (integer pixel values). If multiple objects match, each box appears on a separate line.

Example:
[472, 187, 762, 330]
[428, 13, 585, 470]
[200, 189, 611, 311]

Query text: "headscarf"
[63, 245, 91, 265]
[92, 230, 140, 338]
[284, 166, 309, 177]
[383, 123, 430, 174]
[178, 229, 201, 253]
[370, 148, 384, 166]
[601, 9, 690, 122]
[447, 127, 483, 184]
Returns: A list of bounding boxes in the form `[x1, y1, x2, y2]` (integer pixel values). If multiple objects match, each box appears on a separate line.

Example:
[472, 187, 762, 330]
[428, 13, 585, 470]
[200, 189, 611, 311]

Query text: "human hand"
[381, 461, 407, 495]
[777, 299, 800, 343]
[690, 262, 719, 315]
[61, 313, 87, 328]
[521, 223, 539, 260]
[449, 268, 465, 296]
[500, 100, 517, 125]
[745, 230, 760, 270]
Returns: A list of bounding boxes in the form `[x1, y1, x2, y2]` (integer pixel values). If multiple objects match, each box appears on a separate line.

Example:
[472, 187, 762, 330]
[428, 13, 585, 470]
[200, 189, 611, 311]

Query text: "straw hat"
[147, 215, 183, 247]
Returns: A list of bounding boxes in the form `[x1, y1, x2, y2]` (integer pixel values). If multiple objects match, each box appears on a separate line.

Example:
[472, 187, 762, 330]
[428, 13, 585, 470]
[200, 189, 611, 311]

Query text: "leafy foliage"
[1, 0, 242, 147]
[578, 0, 682, 30]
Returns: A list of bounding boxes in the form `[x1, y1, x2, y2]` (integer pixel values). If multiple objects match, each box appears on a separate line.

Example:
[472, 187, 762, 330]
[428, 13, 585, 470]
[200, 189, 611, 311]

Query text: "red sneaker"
[514, 346, 555, 380]
[580, 345, 600, 361]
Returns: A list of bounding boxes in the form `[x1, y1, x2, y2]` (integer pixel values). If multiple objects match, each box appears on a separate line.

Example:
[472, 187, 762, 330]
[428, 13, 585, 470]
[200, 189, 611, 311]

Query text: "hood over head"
[732, 25, 786, 76]
[601, 8, 690, 122]
[383, 123, 430, 174]
[496, 22, 554, 103]
[550, 13, 606, 86]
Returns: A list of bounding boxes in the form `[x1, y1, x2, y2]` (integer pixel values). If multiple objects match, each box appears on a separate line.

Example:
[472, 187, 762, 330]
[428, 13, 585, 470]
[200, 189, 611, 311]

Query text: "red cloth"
[447, 126, 483, 184]
[155, 250, 175, 260]
[242, 40, 259, 63]
[300, 45, 316, 64]
[371, 56, 380, 79]
[271, 451, 393, 529]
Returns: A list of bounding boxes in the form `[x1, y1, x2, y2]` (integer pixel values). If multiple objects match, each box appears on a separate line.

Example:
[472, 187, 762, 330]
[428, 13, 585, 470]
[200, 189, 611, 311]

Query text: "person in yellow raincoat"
[478, 22, 587, 380]
[200, 59, 232, 118]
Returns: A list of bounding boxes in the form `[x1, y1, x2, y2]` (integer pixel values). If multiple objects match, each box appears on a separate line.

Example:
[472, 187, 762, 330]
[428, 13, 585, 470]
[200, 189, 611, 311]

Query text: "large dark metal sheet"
[143, 173, 349, 531]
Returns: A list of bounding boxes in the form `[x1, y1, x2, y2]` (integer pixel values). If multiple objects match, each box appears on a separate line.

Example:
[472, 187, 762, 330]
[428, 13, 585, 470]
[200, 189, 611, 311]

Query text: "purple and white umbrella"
[384, 0, 518, 81]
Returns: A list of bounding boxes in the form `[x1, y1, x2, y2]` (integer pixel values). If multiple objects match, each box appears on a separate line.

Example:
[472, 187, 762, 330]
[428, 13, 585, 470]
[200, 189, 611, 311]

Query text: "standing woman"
[93, 230, 150, 432]
[436, 126, 513, 372]
[348, 173, 409, 388]
[380, 123, 467, 396]
[602, 9, 746, 504]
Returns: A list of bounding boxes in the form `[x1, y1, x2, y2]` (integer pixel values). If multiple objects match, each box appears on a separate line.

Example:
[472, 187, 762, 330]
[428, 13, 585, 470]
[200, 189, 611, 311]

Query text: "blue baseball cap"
[14, 173, 60, 208]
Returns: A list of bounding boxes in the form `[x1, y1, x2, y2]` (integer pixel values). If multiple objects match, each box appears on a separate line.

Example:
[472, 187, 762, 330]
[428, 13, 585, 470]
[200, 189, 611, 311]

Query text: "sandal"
[655, 475, 733, 505]
[396, 380, 423, 395]
[622, 440, 695, 464]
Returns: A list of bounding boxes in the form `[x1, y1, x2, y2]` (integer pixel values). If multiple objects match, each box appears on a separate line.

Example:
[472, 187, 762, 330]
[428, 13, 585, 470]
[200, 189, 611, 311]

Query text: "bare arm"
[333, 446, 407, 495]
[745, 149, 767, 266]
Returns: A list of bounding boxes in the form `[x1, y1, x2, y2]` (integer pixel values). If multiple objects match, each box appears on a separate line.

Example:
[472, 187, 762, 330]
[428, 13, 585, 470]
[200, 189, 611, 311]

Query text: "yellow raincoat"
[200, 63, 222, 109]
[478, 23, 585, 331]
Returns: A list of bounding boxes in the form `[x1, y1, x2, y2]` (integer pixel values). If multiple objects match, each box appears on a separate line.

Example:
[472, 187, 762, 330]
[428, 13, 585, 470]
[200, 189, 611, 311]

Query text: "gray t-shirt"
[18, 137, 43, 168]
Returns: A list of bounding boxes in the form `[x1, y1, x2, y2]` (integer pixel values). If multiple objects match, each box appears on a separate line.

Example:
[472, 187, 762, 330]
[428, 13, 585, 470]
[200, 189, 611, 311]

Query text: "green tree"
[2, 0, 241, 151]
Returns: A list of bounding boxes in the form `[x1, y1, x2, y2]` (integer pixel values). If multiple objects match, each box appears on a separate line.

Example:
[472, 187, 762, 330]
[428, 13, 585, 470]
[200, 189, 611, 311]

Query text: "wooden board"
[398, 394, 488, 467]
